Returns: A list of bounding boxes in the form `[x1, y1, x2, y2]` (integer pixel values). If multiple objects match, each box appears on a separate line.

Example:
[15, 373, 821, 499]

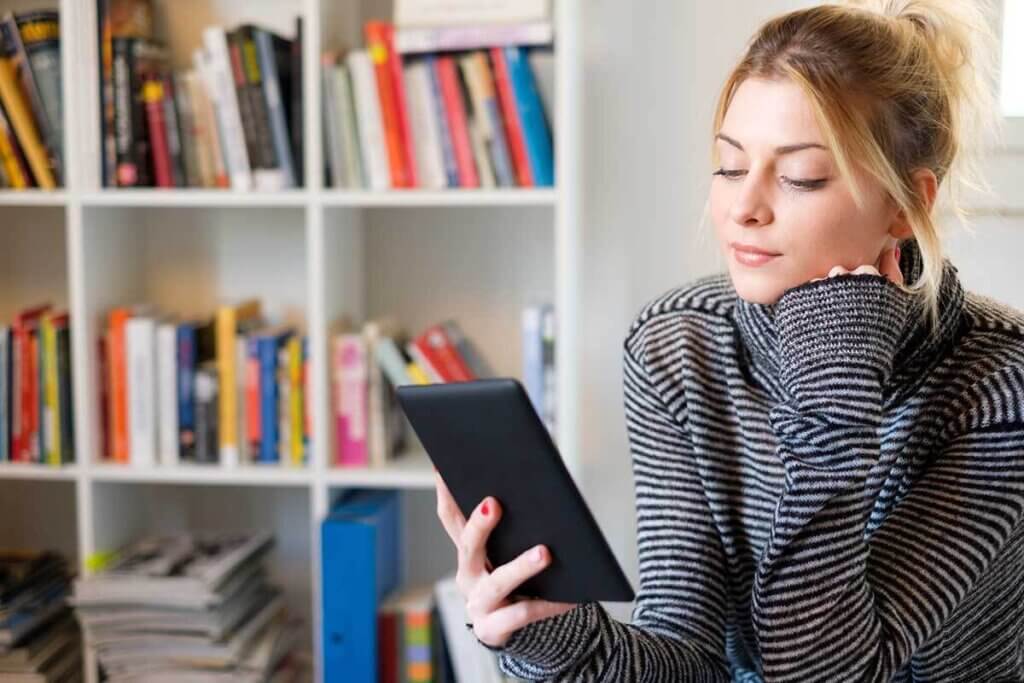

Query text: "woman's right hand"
[434, 469, 578, 649]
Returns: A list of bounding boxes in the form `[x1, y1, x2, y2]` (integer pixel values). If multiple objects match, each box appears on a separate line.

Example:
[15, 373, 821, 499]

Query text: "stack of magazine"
[71, 531, 303, 682]
[0, 550, 81, 682]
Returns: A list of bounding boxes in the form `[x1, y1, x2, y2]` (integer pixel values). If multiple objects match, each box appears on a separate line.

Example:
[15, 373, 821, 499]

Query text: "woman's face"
[709, 76, 901, 305]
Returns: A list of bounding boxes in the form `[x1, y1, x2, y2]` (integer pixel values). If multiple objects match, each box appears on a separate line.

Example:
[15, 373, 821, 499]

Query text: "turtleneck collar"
[730, 238, 967, 404]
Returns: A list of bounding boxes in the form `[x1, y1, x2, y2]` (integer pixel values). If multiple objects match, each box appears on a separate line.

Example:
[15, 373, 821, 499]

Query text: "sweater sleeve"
[469, 328, 733, 681]
[755, 273, 1024, 681]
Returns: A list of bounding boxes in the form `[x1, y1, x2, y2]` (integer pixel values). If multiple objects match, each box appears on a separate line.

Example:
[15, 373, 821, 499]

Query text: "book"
[202, 26, 253, 191]
[365, 21, 416, 188]
[125, 315, 157, 466]
[215, 299, 262, 467]
[347, 49, 390, 190]
[157, 321, 179, 465]
[254, 27, 296, 189]
[8, 11, 62, 182]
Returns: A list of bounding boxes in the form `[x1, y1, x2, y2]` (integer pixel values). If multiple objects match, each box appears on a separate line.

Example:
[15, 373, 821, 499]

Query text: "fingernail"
[532, 546, 545, 563]
[895, 246, 901, 261]
[481, 500, 490, 516]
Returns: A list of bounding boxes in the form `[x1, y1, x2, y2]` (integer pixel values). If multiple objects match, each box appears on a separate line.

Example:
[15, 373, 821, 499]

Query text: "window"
[1001, 0, 1023, 116]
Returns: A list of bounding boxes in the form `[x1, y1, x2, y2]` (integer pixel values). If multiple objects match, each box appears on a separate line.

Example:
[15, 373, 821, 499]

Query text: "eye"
[712, 168, 745, 179]
[783, 176, 829, 191]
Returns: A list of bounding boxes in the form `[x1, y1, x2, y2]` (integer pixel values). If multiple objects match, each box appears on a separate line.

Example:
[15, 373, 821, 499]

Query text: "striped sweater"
[476, 238, 1024, 681]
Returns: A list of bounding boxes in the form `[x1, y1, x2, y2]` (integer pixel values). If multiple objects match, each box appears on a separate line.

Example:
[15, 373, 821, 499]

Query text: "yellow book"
[42, 314, 60, 466]
[0, 109, 26, 188]
[406, 361, 430, 385]
[216, 299, 262, 465]
[288, 336, 302, 466]
[0, 58, 55, 188]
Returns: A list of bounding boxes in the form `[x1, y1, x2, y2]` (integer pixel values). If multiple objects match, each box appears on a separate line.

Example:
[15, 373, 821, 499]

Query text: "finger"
[852, 265, 879, 276]
[472, 598, 578, 648]
[435, 472, 466, 544]
[470, 544, 551, 615]
[459, 496, 501, 577]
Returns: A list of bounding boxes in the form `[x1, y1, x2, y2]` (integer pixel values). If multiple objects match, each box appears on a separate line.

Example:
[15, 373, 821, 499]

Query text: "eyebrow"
[715, 133, 828, 155]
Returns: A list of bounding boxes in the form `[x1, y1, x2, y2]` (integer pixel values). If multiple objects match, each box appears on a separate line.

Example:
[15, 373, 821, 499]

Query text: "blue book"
[254, 28, 297, 188]
[256, 327, 293, 463]
[425, 55, 460, 187]
[504, 46, 554, 186]
[176, 323, 197, 460]
[322, 489, 401, 683]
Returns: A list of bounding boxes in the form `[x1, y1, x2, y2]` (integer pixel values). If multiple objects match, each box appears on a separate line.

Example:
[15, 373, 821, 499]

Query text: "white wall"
[577, 0, 1024, 623]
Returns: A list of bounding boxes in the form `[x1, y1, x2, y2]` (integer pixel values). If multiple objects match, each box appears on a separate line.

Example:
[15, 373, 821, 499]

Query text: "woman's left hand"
[810, 244, 903, 286]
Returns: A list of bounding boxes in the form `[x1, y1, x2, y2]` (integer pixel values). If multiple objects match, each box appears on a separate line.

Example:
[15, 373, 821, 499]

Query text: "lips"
[730, 242, 781, 256]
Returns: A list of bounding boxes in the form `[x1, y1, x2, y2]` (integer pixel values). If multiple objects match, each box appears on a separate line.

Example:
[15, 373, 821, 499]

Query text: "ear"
[888, 168, 938, 240]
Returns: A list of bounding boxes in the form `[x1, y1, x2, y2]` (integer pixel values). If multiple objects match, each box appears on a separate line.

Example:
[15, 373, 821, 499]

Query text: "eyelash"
[712, 168, 828, 191]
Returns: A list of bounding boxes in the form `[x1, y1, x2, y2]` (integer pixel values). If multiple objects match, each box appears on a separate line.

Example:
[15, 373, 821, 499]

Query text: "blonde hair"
[708, 0, 1004, 332]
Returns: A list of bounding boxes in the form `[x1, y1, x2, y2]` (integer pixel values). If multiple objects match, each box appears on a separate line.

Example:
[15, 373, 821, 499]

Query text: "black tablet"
[395, 377, 635, 604]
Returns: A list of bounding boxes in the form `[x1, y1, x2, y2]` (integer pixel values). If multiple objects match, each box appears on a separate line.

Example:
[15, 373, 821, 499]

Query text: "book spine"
[404, 61, 445, 189]
[126, 317, 156, 467]
[505, 46, 553, 186]
[288, 335, 302, 466]
[176, 324, 196, 461]
[172, 72, 199, 186]
[215, 306, 238, 466]
[334, 64, 363, 188]
[142, 75, 172, 187]
[194, 362, 218, 463]
[334, 335, 367, 466]
[302, 337, 311, 464]
[15, 10, 63, 182]
[235, 335, 248, 464]
[202, 27, 252, 190]
[160, 73, 185, 187]
[32, 326, 41, 461]
[393, 21, 554, 54]
[321, 54, 344, 188]
[277, 343, 289, 464]
[254, 29, 296, 188]
[424, 55, 458, 187]
[108, 309, 130, 463]
[290, 16, 303, 187]
[434, 55, 477, 187]
[56, 322, 72, 463]
[10, 324, 21, 460]
[364, 21, 408, 188]
[157, 322, 178, 466]
[97, 332, 110, 460]
[346, 50, 390, 190]
[189, 54, 229, 188]
[0, 328, 7, 462]
[42, 314, 58, 466]
[0, 56, 54, 188]
[0, 99, 28, 187]
[246, 335, 260, 460]
[489, 47, 532, 186]
[240, 27, 282, 190]
[258, 335, 279, 463]
[99, 0, 114, 186]
[469, 52, 515, 187]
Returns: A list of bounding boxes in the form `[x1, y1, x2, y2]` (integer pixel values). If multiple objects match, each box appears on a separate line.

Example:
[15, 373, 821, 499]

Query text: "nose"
[728, 170, 773, 227]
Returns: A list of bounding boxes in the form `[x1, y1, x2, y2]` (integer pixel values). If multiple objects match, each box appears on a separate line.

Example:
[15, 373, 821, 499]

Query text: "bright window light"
[1002, 0, 1024, 116]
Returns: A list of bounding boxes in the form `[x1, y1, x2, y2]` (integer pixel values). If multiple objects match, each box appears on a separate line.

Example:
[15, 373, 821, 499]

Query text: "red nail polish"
[482, 501, 490, 516]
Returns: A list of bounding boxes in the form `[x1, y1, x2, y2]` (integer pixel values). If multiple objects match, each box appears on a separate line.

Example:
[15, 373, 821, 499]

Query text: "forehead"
[719, 77, 824, 149]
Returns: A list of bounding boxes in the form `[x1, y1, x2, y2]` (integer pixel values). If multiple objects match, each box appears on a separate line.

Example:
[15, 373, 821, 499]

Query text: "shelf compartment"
[0, 479, 78, 565]
[89, 463, 312, 486]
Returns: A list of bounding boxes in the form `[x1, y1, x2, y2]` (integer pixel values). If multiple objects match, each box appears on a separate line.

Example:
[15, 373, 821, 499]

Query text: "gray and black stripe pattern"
[478, 238, 1024, 682]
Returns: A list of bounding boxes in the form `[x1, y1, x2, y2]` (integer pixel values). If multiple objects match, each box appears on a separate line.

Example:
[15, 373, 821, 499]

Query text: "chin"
[728, 271, 785, 306]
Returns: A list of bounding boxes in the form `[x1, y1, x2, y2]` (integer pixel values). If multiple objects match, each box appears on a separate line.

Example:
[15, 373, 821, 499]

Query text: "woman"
[434, 0, 1024, 680]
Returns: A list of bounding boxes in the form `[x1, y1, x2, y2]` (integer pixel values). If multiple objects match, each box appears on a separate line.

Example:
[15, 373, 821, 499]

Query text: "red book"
[12, 304, 50, 462]
[411, 324, 475, 382]
[142, 76, 173, 187]
[489, 47, 532, 186]
[434, 56, 478, 188]
[365, 21, 413, 188]
[246, 339, 260, 457]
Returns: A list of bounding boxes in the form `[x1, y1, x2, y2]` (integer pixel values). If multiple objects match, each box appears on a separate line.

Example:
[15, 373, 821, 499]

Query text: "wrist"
[774, 272, 912, 399]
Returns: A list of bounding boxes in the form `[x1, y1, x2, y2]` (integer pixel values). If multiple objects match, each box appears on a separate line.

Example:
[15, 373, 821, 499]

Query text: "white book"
[322, 58, 346, 188]
[468, 116, 496, 188]
[404, 61, 447, 189]
[334, 63, 364, 189]
[126, 317, 157, 467]
[187, 60, 225, 188]
[201, 28, 252, 191]
[394, 0, 550, 27]
[156, 322, 179, 466]
[346, 50, 391, 190]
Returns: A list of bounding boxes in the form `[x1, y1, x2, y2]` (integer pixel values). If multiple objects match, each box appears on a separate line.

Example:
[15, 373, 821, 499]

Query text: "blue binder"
[321, 489, 401, 683]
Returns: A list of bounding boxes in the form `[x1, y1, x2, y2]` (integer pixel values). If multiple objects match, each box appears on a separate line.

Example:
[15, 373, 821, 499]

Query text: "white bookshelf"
[0, 1, 581, 682]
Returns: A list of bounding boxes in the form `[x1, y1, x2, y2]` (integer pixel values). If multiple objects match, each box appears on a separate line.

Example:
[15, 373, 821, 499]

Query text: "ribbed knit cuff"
[774, 272, 912, 403]
[470, 601, 602, 668]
